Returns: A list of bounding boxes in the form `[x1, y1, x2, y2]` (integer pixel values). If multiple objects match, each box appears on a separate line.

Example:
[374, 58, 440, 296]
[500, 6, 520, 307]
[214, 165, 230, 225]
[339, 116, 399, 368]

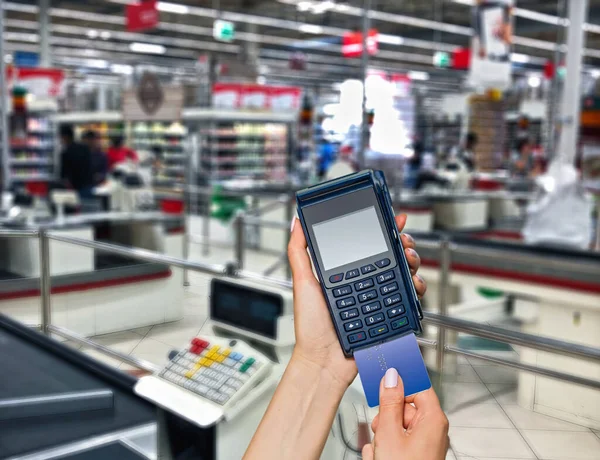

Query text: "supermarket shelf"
[53, 111, 123, 124]
[12, 175, 53, 182]
[183, 108, 296, 124]
[10, 159, 53, 166]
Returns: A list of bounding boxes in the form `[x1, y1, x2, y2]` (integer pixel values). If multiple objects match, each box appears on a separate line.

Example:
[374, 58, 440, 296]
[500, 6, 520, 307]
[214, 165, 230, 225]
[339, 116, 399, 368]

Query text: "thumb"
[361, 443, 374, 460]
[377, 368, 406, 438]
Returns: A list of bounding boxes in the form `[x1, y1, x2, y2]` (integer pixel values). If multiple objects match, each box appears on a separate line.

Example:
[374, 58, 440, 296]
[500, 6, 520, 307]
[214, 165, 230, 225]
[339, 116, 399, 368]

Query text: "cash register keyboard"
[158, 335, 271, 409]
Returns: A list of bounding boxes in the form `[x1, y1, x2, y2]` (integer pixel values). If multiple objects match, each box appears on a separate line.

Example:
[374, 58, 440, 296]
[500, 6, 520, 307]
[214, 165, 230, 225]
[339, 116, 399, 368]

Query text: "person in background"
[510, 138, 535, 178]
[107, 136, 138, 171]
[459, 132, 478, 171]
[59, 125, 94, 198]
[82, 130, 108, 186]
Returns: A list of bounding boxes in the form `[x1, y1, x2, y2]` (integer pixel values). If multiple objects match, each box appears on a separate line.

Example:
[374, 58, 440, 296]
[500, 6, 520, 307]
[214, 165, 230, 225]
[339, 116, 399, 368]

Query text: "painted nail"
[406, 248, 418, 258]
[384, 368, 399, 388]
[290, 217, 296, 233]
[416, 274, 425, 285]
[403, 233, 414, 244]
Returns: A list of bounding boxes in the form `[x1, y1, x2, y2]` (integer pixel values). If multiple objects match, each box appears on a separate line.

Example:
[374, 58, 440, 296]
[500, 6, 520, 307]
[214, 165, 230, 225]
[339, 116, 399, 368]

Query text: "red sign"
[126, 0, 158, 32]
[342, 29, 378, 58]
[7, 66, 65, 98]
[452, 47, 471, 70]
[212, 84, 301, 112]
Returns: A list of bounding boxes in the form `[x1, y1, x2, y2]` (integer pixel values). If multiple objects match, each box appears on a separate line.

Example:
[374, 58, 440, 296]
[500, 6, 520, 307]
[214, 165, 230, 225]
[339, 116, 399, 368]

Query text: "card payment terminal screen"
[312, 206, 388, 270]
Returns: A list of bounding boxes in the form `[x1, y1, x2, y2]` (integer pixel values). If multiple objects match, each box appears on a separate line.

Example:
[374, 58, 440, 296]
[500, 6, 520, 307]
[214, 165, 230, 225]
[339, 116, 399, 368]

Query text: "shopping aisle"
[67, 244, 600, 460]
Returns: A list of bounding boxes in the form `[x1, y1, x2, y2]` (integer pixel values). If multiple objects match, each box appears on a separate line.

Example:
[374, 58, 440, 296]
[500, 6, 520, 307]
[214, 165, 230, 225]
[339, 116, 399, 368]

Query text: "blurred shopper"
[82, 130, 108, 186]
[510, 139, 535, 178]
[107, 136, 138, 170]
[59, 125, 94, 198]
[460, 132, 478, 171]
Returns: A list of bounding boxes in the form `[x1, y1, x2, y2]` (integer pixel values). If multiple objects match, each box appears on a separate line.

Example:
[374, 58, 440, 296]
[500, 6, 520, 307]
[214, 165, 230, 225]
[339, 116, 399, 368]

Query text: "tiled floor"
[8, 242, 600, 459]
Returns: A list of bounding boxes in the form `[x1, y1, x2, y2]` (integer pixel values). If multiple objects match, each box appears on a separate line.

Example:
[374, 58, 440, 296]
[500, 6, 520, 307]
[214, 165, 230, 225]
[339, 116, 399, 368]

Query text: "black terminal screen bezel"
[302, 187, 398, 289]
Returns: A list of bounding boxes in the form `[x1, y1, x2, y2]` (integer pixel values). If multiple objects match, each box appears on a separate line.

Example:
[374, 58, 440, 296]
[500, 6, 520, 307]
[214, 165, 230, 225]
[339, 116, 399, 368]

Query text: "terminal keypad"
[331, 260, 411, 349]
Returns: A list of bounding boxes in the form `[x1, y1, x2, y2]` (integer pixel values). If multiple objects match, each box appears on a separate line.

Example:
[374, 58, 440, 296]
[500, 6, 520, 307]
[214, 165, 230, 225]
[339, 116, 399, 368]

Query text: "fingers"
[405, 247, 421, 275]
[400, 232, 415, 250]
[405, 387, 443, 413]
[287, 218, 314, 284]
[371, 403, 417, 433]
[377, 368, 406, 439]
[413, 273, 427, 298]
[394, 214, 407, 233]
[361, 443, 374, 460]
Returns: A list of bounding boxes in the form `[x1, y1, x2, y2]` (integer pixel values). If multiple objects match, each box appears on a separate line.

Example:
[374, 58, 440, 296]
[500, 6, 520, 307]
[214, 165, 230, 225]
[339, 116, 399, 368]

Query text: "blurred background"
[0, 1, 599, 459]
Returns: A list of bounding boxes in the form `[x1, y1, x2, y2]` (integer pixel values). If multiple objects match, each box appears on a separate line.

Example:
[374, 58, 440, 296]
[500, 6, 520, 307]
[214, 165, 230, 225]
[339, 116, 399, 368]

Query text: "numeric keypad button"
[354, 278, 374, 291]
[333, 285, 352, 297]
[380, 282, 398, 295]
[365, 312, 385, 325]
[340, 308, 359, 320]
[361, 301, 381, 314]
[336, 297, 356, 308]
[376, 271, 395, 284]
[384, 293, 402, 307]
[358, 290, 377, 303]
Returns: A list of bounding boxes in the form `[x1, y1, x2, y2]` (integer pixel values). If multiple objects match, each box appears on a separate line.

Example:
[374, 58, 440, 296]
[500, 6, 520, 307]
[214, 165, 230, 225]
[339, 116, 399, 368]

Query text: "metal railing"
[0, 221, 599, 391]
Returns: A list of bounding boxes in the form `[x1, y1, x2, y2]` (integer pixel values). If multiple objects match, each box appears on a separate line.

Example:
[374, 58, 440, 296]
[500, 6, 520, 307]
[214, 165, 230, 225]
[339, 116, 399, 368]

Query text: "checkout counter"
[0, 211, 186, 337]
[414, 232, 600, 429]
[0, 276, 356, 459]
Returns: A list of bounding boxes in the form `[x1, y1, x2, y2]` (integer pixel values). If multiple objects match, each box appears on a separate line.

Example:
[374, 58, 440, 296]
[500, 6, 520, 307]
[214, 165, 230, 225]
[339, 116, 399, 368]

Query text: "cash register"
[134, 277, 295, 459]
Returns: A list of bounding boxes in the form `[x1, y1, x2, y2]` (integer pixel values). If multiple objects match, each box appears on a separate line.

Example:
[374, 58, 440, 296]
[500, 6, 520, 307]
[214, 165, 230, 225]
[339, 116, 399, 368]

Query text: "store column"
[0, 0, 9, 190]
[557, 0, 588, 164]
[40, 0, 51, 67]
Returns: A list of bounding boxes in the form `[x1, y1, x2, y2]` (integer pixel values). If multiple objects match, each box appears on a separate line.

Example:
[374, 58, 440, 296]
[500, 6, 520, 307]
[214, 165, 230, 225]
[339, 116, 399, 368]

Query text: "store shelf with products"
[9, 112, 57, 185]
[131, 121, 188, 188]
[187, 110, 295, 184]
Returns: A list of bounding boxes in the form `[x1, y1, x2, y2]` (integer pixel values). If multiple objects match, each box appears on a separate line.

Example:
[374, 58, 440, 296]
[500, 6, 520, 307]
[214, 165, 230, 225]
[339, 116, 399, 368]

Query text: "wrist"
[289, 350, 352, 397]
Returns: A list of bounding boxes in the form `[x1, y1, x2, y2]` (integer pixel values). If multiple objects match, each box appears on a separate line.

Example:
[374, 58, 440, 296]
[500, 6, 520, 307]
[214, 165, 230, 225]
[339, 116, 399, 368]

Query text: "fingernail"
[406, 248, 417, 258]
[416, 274, 424, 284]
[384, 368, 399, 388]
[403, 233, 414, 244]
[290, 217, 296, 233]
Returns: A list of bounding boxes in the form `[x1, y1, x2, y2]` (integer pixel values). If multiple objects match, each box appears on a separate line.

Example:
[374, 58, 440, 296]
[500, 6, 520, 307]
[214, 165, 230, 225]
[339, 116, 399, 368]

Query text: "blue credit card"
[355, 333, 431, 407]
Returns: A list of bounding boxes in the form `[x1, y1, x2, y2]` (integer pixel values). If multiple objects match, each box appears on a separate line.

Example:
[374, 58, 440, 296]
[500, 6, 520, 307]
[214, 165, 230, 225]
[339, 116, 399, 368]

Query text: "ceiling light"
[110, 63, 134, 75]
[298, 24, 323, 34]
[129, 42, 166, 54]
[100, 31, 111, 40]
[407, 71, 429, 81]
[511, 53, 530, 64]
[297, 1, 311, 12]
[312, 0, 334, 14]
[378, 34, 404, 45]
[590, 69, 600, 79]
[157, 2, 190, 14]
[87, 29, 99, 39]
[86, 59, 110, 69]
[527, 75, 541, 88]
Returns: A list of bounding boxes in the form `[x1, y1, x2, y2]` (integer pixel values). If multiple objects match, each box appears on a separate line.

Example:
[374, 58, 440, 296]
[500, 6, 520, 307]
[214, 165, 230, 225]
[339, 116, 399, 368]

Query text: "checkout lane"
[0, 211, 186, 336]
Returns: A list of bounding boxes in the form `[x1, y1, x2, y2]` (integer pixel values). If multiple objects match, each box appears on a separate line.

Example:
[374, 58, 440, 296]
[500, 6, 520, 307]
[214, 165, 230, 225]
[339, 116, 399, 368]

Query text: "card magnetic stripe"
[354, 333, 431, 408]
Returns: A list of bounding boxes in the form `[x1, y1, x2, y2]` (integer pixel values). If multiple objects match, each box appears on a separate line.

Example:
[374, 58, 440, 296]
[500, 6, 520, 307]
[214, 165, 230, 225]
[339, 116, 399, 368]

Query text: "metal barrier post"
[285, 193, 294, 279]
[235, 214, 245, 270]
[436, 236, 451, 375]
[39, 230, 52, 335]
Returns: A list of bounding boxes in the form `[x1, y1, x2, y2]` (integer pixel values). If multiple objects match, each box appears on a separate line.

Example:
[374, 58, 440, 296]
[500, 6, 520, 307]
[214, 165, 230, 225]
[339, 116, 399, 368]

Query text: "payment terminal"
[296, 170, 424, 356]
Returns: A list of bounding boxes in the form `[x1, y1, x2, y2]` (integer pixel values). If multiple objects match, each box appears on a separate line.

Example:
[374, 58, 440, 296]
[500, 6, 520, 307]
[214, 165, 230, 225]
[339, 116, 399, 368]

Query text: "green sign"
[433, 51, 451, 68]
[214, 19, 235, 42]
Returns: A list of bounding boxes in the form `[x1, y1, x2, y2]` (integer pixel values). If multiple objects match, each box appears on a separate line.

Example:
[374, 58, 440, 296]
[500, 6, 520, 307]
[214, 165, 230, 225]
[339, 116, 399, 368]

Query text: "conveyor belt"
[0, 262, 171, 299]
[413, 232, 600, 292]
[0, 315, 156, 458]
